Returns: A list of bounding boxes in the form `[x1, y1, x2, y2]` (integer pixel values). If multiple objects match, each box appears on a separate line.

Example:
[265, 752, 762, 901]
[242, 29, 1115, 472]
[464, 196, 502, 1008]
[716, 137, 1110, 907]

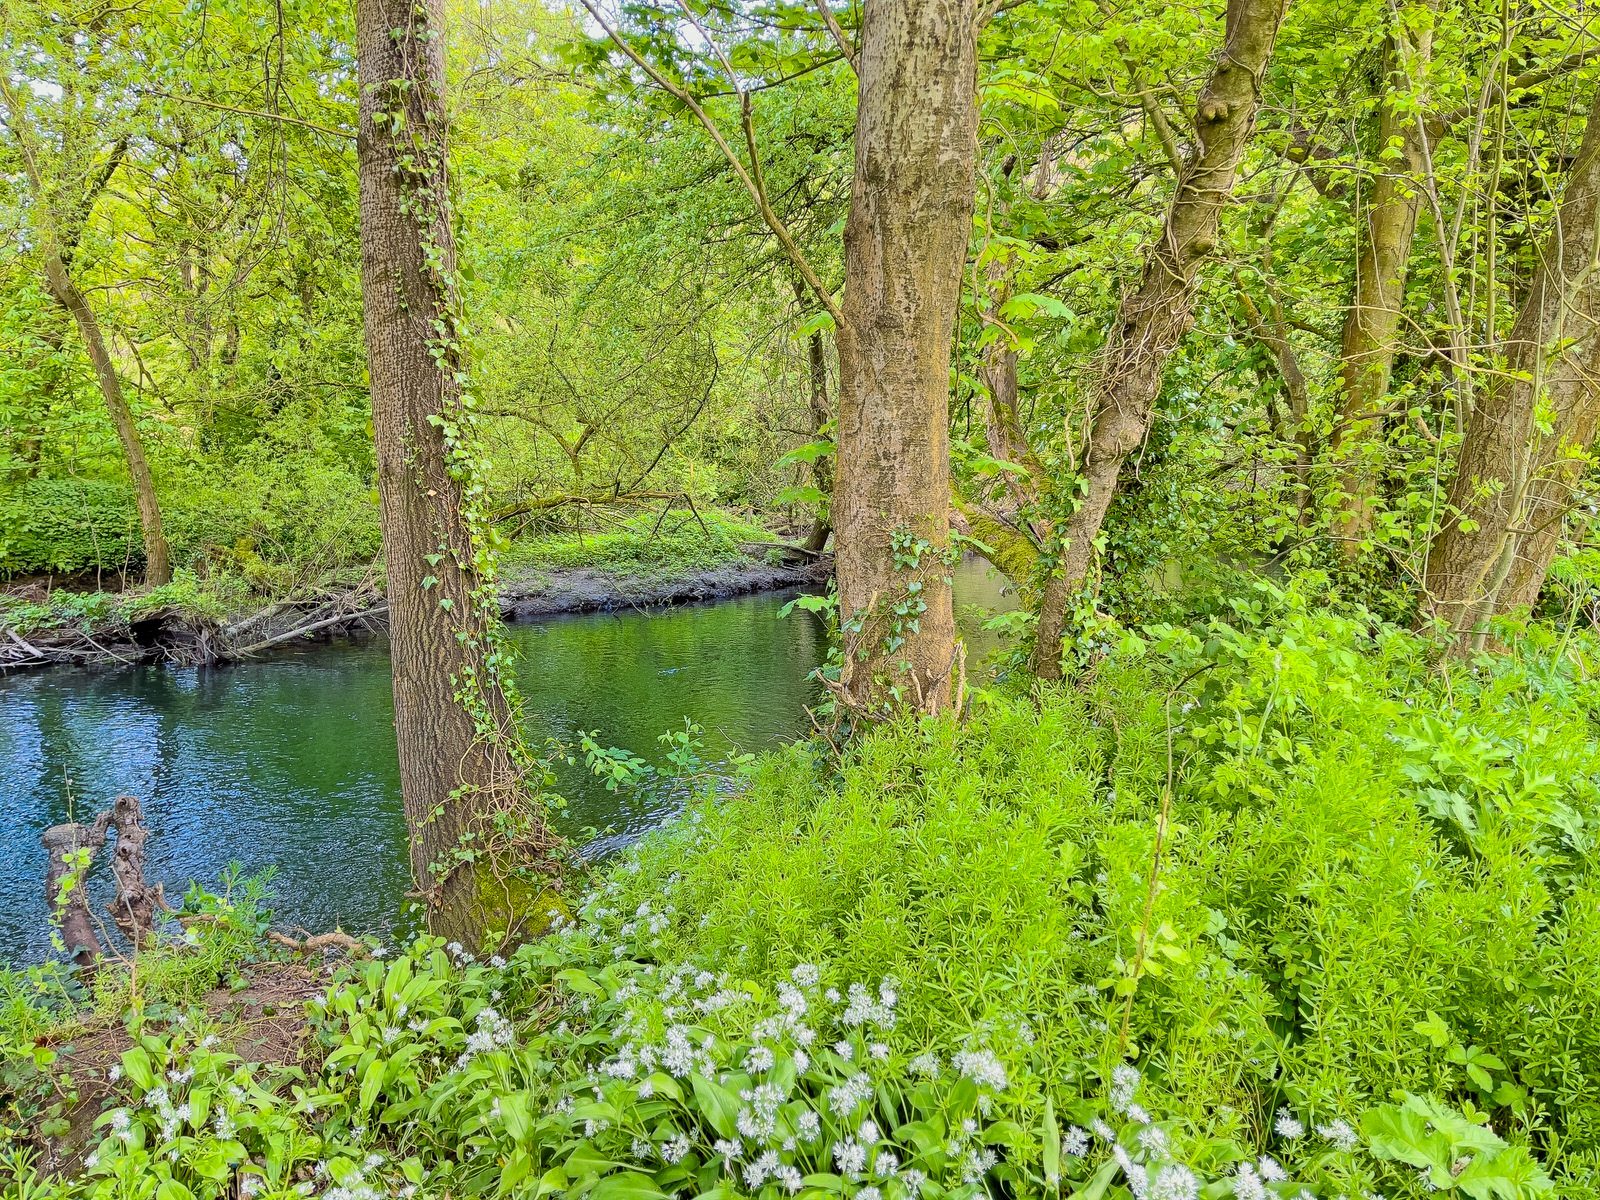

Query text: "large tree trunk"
[1330, 16, 1434, 552]
[1420, 86, 1600, 644]
[1029, 0, 1289, 679]
[356, 0, 553, 944]
[41, 255, 172, 586]
[833, 0, 979, 716]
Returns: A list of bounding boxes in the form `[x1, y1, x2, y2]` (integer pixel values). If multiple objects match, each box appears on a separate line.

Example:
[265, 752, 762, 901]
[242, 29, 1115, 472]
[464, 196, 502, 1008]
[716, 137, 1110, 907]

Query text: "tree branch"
[813, 1, 857, 71]
[579, 0, 845, 328]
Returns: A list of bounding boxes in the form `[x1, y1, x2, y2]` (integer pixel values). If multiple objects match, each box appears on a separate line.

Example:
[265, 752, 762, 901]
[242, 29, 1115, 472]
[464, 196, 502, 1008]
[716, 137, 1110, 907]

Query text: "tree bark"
[1029, 0, 1289, 679]
[833, 0, 980, 715]
[357, 0, 554, 944]
[1420, 86, 1600, 642]
[1331, 17, 1435, 552]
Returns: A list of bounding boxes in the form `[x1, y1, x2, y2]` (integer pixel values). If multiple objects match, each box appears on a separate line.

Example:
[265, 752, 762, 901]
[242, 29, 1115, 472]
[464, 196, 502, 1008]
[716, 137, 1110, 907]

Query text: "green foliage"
[588, 590, 1598, 1195]
[503, 510, 780, 582]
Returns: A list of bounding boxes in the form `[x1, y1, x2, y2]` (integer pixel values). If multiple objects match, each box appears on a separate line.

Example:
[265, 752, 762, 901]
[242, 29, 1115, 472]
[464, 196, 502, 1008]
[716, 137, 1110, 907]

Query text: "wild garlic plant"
[19, 852, 1556, 1200]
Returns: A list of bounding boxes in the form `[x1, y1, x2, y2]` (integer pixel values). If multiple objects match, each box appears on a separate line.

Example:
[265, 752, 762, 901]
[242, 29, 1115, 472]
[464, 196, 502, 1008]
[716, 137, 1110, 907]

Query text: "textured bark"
[1421, 87, 1600, 641]
[833, 0, 980, 714]
[1332, 18, 1435, 550]
[357, 0, 550, 944]
[42, 794, 167, 965]
[1029, 0, 1289, 679]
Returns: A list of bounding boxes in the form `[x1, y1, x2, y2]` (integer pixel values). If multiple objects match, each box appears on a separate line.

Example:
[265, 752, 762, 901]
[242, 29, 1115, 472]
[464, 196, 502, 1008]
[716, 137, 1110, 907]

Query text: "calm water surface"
[0, 561, 1011, 964]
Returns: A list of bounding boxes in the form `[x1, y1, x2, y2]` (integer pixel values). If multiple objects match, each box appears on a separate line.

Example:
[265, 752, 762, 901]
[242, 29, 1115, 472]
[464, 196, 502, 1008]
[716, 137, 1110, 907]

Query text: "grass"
[501, 507, 785, 582]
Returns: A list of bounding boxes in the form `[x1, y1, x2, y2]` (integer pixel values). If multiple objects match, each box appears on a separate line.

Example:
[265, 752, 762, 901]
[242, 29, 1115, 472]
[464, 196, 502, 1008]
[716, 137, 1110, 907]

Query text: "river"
[0, 560, 1012, 965]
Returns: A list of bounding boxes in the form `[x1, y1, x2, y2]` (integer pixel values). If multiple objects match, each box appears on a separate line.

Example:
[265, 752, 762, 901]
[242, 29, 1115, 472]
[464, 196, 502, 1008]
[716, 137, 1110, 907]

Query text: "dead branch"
[266, 930, 362, 954]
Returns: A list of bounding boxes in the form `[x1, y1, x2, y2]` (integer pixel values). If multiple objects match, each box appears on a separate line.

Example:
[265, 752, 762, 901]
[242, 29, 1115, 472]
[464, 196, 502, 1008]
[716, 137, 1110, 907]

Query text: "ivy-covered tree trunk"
[833, 0, 980, 716]
[1420, 85, 1600, 644]
[356, 0, 554, 944]
[1028, 0, 1289, 680]
[1331, 13, 1434, 552]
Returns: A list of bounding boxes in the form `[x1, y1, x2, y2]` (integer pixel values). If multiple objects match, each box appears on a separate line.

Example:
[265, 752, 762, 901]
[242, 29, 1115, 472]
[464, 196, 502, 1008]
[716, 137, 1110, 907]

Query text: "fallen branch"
[267, 931, 362, 954]
[227, 604, 389, 658]
[740, 540, 830, 561]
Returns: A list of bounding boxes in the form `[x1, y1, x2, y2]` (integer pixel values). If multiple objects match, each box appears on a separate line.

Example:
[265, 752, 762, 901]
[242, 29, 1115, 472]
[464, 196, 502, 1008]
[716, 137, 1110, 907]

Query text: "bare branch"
[813, 1, 857, 71]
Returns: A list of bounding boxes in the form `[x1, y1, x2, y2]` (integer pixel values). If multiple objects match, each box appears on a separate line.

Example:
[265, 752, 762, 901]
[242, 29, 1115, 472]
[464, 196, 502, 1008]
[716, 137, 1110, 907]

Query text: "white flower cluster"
[454, 1005, 514, 1069]
[1078, 1062, 1315, 1200]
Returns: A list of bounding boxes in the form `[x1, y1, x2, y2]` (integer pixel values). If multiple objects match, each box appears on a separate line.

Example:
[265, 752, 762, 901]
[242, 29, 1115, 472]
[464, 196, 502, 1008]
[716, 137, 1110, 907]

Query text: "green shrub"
[592, 588, 1597, 1195]
[503, 508, 780, 580]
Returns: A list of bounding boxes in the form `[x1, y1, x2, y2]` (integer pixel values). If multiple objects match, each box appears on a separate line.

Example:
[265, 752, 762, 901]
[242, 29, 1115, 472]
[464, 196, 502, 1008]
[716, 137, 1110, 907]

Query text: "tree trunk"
[356, 0, 554, 944]
[1331, 18, 1434, 552]
[1420, 86, 1600, 643]
[833, 0, 980, 716]
[1029, 0, 1289, 679]
[41, 254, 172, 586]
[800, 302, 836, 554]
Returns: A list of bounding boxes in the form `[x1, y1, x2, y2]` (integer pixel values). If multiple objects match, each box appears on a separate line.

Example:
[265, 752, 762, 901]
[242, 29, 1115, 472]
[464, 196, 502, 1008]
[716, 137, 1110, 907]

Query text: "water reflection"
[0, 560, 1012, 964]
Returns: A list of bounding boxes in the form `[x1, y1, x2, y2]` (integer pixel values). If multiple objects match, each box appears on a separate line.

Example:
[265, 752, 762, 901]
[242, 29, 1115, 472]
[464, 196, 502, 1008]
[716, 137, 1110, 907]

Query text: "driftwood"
[40, 795, 168, 966]
[266, 930, 362, 954]
[101, 795, 167, 946]
[228, 604, 389, 658]
[739, 540, 827, 561]
[41, 821, 105, 967]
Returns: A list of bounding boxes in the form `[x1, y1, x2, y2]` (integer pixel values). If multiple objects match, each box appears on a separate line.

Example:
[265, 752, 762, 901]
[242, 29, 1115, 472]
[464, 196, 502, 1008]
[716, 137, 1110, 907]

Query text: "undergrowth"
[502, 509, 783, 582]
[1, 584, 1592, 1199]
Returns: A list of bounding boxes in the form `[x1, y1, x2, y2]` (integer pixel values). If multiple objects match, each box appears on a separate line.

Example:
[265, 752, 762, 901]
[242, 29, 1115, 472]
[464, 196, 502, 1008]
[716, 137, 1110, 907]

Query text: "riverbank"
[1, 591, 1588, 1198]
[0, 509, 830, 671]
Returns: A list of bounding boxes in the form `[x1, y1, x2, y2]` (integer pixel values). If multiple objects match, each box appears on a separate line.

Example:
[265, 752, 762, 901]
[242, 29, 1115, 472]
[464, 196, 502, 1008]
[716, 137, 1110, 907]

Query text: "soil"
[29, 959, 326, 1175]
[1, 554, 834, 672]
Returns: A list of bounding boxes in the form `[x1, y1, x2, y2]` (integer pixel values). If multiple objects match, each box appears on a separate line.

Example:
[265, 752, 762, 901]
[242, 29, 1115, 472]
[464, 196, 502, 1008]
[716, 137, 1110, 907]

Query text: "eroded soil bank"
[1, 555, 833, 671]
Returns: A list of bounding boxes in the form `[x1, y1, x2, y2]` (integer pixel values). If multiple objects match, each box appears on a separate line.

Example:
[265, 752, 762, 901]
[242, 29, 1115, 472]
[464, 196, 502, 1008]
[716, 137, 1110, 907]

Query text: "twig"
[140, 89, 354, 140]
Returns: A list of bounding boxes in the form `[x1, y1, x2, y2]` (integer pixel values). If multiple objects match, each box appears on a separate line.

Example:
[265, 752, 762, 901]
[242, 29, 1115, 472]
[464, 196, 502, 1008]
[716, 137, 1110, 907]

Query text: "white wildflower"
[1316, 1119, 1358, 1152]
[951, 1048, 1008, 1091]
[1275, 1108, 1305, 1140]
[1234, 1162, 1267, 1200]
[1062, 1126, 1090, 1157]
[834, 1139, 868, 1177]
[744, 1151, 780, 1188]
[1110, 1063, 1140, 1113]
[1151, 1164, 1200, 1200]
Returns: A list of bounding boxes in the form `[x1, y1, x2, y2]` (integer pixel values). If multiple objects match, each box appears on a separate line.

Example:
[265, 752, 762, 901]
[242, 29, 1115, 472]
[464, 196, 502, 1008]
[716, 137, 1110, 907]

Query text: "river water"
[0, 561, 1012, 965]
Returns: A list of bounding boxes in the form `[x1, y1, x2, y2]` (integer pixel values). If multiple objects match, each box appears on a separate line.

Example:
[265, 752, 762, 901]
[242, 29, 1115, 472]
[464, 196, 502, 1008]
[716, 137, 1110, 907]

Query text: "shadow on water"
[0, 559, 1013, 964]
